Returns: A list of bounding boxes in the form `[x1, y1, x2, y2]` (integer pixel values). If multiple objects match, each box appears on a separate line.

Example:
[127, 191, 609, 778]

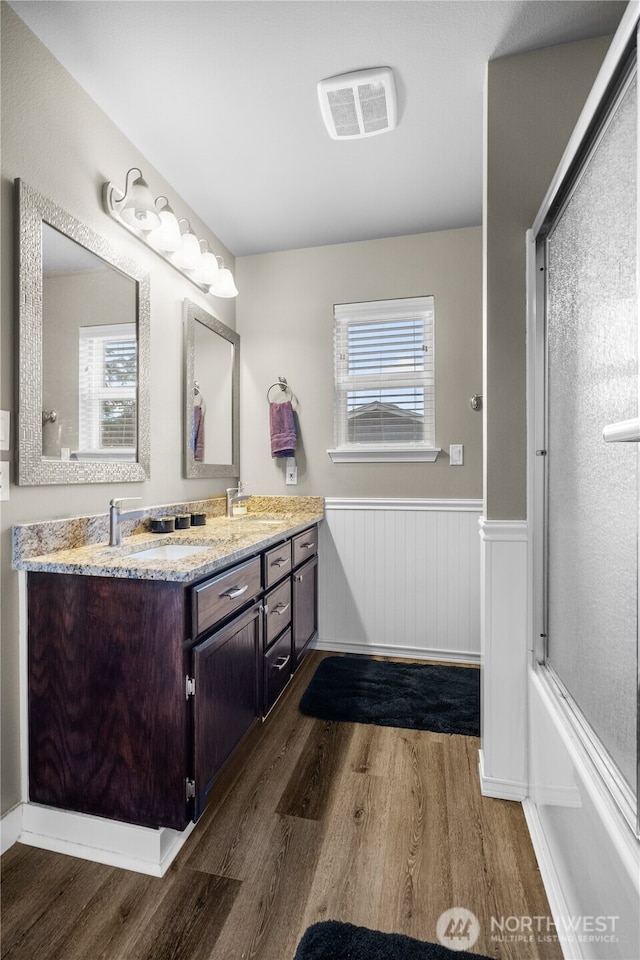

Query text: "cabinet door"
[28, 573, 189, 831]
[192, 602, 260, 819]
[292, 554, 318, 666]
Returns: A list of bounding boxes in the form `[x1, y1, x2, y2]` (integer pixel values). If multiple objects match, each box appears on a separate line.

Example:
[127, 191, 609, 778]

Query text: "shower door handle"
[602, 417, 640, 443]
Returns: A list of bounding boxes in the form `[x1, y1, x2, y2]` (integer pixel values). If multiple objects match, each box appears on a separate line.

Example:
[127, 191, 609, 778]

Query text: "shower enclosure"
[532, 31, 638, 837]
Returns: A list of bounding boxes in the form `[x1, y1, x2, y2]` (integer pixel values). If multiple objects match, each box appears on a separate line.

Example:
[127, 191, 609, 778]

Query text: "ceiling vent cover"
[317, 67, 397, 140]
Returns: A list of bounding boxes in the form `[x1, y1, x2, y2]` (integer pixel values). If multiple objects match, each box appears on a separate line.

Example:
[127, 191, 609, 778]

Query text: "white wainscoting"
[317, 498, 482, 663]
[478, 517, 529, 800]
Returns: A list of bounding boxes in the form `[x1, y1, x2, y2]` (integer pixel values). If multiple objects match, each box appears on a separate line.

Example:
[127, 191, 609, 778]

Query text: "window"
[78, 323, 137, 459]
[328, 296, 438, 462]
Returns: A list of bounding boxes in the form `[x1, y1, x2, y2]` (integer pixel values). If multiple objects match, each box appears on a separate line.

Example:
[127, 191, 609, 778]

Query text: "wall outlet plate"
[285, 457, 297, 485]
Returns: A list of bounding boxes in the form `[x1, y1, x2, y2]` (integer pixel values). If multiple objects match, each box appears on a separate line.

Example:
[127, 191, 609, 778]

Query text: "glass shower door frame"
[529, 22, 639, 838]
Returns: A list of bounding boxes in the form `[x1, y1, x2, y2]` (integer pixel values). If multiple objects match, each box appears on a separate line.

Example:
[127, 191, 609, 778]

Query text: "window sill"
[327, 447, 441, 463]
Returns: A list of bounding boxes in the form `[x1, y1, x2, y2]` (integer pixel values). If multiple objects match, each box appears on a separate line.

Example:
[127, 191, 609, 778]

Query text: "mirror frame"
[183, 298, 240, 478]
[16, 178, 151, 485]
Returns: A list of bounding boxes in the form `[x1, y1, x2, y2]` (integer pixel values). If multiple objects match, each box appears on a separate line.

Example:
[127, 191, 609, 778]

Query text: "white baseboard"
[522, 797, 582, 960]
[478, 748, 527, 801]
[12, 802, 194, 876]
[1, 803, 23, 855]
[312, 637, 480, 665]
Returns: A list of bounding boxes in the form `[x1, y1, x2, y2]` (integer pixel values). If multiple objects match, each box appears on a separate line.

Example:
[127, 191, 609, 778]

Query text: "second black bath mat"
[299, 655, 480, 737]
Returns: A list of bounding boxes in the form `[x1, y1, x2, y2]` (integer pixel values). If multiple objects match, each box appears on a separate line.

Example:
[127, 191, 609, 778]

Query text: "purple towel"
[270, 400, 297, 458]
[193, 405, 205, 462]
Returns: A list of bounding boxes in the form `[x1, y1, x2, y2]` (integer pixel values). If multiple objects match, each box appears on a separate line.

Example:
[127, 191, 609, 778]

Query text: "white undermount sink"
[126, 544, 206, 561]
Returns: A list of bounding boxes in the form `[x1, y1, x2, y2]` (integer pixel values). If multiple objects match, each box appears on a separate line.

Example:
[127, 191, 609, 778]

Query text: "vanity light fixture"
[103, 167, 238, 297]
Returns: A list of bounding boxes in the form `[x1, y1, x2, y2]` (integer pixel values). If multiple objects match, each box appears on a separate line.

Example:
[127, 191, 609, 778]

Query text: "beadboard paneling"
[318, 499, 481, 662]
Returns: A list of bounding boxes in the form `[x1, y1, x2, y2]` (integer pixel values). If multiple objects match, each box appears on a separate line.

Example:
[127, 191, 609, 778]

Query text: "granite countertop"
[13, 496, 324, 583]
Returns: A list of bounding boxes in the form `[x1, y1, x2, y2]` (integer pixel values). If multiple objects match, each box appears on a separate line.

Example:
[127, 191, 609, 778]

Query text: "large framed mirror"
[183, 299, 239, 478]
[16, 179, 150, 484]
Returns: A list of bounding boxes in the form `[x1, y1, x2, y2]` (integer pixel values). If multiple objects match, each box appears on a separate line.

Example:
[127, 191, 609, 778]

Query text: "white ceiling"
[10, 0, 626, 257]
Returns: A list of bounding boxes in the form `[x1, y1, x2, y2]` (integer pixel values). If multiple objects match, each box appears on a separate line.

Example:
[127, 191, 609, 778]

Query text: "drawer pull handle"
[299, 542, 314, 549]
[220, 584, 249, 599]
[273, 602, 290, 616]
[274, 654, 291, 671]
[271, 557, 288, 567]
[294, 574, 303, 582]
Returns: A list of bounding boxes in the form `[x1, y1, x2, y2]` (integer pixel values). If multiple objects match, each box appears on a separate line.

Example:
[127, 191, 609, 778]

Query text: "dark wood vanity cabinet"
[28, 572, 191, 831]
[27, 522, 320, 830]
[261, 525, 319, 713]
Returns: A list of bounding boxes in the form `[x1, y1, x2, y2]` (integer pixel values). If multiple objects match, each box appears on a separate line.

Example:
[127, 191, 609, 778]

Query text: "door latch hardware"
[535, 450, 547, 456]
[185, 676, 196, 700]
[185, 778, 196, 800]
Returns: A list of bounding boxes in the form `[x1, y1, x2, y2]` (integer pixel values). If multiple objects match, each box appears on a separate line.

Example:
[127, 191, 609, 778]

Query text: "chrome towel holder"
[267, 376, 294, 403]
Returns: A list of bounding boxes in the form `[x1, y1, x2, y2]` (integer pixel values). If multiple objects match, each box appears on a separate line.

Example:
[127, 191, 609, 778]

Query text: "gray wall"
[484, 35, 611, 520]
[236, 227, 483, 499]
[0, 5, 236, 815]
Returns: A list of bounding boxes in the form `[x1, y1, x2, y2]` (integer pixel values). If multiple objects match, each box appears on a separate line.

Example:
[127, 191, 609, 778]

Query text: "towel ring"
[267, 376, 293, 403]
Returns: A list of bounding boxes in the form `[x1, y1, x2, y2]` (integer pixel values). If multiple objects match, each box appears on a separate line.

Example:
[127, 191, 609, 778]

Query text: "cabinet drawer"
[263, 628, 292, 716]
[264, 541, 292, 588]
[292, 526, 318, 567]
[264, 577, 292, 648]
[192, 557, 261, 637]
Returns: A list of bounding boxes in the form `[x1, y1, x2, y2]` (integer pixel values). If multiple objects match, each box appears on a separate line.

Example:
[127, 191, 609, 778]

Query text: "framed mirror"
[16, 179, 150, 484]
[183, 298, 239, 478]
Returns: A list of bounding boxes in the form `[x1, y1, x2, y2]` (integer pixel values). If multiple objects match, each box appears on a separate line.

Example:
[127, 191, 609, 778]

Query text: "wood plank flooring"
[1, 652, 562, 960]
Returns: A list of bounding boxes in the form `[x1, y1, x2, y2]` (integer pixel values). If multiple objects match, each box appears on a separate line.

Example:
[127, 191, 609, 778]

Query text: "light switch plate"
[449, 443, 464, 466]
[0, 410, 9, 451]
[0, 462, 9, 500]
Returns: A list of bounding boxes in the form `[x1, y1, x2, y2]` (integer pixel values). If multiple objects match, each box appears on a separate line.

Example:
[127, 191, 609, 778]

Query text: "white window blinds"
[332, 297, 435, 455]
[78, 323, 137, 455]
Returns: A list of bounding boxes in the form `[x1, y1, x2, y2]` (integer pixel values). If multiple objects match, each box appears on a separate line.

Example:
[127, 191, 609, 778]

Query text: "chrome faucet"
[226, 483, 250, 518]
[109, 497, 145, 546]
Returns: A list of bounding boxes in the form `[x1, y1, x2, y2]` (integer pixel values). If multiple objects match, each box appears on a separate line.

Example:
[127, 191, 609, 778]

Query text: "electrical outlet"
[285, 457, 297, 485]
[449, 443, 464, 466]
[0, 462, 9, 500]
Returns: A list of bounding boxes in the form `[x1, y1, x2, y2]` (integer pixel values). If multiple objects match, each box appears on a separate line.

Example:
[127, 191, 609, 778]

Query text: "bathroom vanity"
[16, 499, 322, 833]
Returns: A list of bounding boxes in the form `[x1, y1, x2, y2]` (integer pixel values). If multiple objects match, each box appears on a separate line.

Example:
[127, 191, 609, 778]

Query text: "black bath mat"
[299, 656, 480, 737]
[293, 920, 492, 960]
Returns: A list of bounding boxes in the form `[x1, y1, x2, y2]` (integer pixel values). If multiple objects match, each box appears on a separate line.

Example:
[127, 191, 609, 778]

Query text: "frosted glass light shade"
[119, 175, 160, 231]
[193, 250, 220, 285]
[147, 207, 182, 252]
[210, 266, 238, 298]
[172, 230, 201, 271]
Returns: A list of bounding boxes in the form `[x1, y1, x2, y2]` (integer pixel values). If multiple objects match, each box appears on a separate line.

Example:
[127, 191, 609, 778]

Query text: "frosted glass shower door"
[545, 68, 638, 799]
